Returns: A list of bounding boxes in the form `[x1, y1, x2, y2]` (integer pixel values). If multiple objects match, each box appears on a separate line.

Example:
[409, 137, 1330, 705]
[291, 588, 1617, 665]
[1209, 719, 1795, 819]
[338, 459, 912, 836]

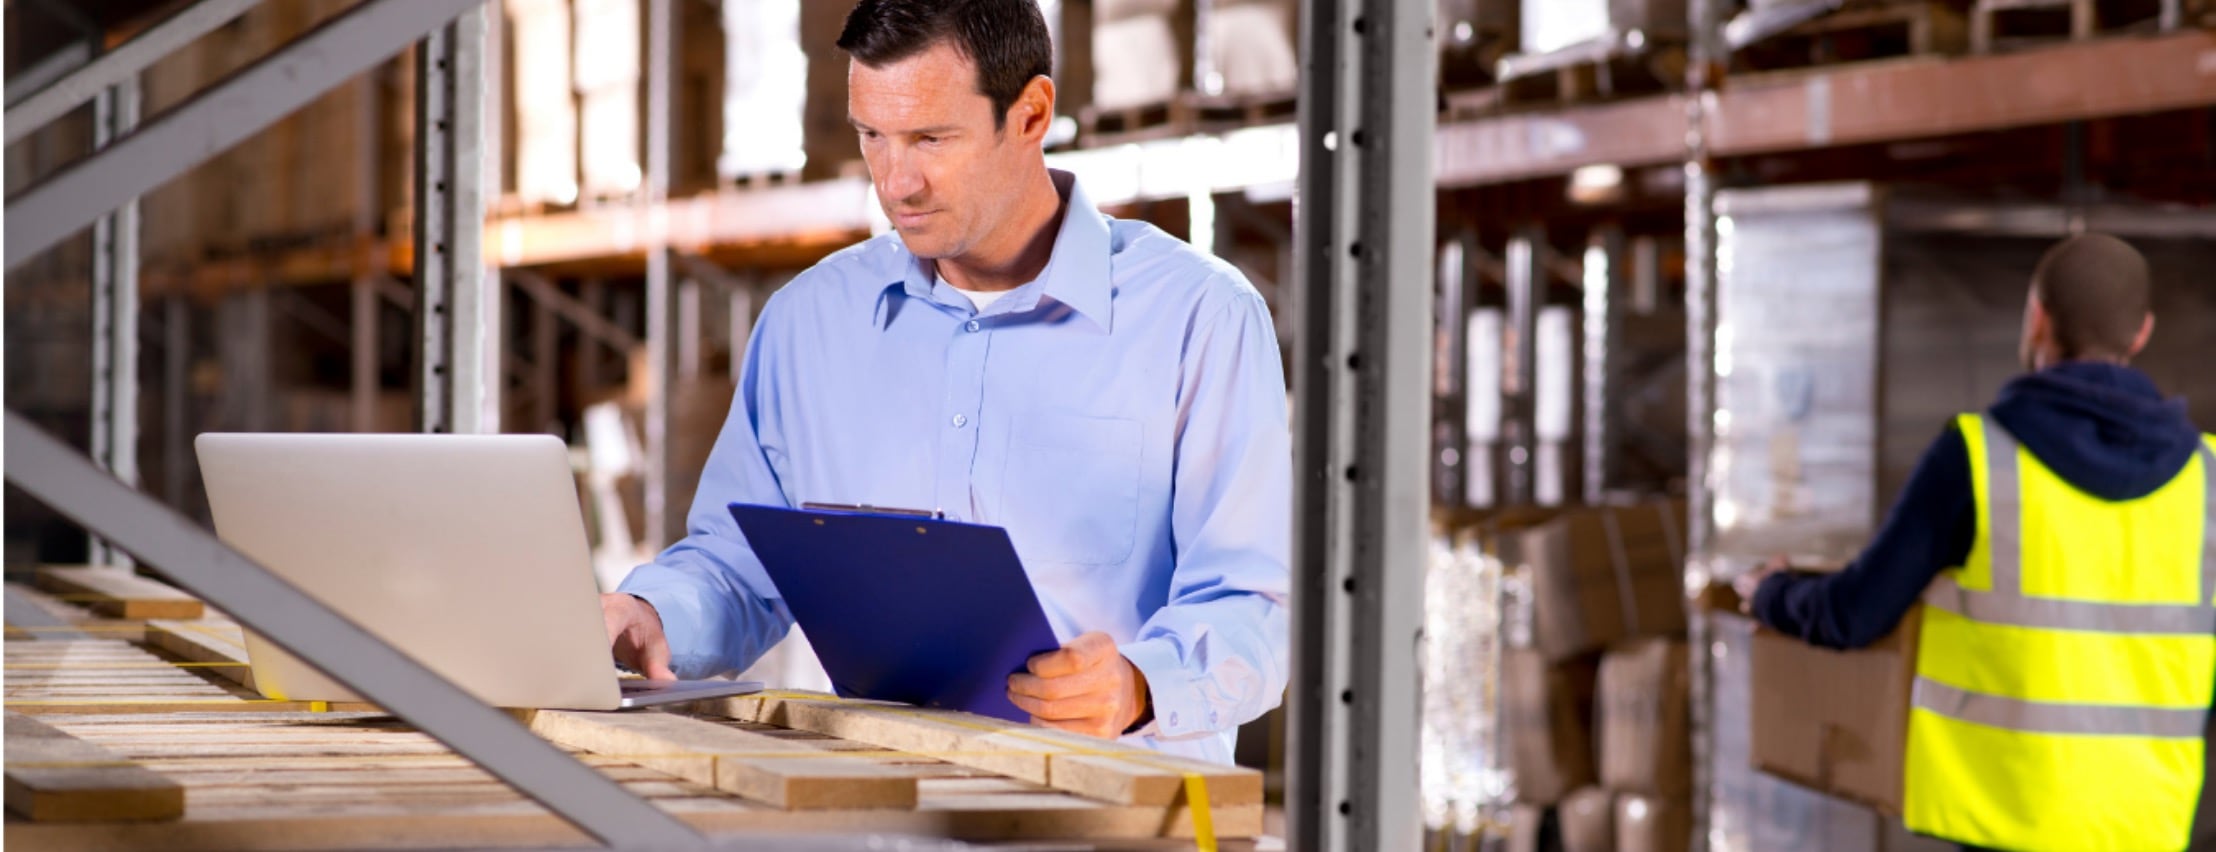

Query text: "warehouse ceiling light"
[1568, 164, 1626, 204]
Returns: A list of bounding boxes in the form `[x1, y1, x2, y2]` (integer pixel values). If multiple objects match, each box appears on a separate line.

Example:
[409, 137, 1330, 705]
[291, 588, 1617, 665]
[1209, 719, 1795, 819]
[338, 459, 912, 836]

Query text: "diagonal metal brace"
[4, 0, 266, 144]
[4, 0, 481, 270]
[2, 412, 704, 849]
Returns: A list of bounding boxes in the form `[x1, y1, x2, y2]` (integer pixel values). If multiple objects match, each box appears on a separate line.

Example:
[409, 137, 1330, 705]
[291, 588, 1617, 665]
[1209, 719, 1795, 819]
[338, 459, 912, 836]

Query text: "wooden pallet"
[33, 567, 203, 621]
[1734, 0, 1970, 73]
[1970, 0, 2174, 52]
[1078, 99, 1197, 148]
[2, 583, 1266, 848]
[1183, 92, 1299, 134]
[1494, 45, 1689, 111]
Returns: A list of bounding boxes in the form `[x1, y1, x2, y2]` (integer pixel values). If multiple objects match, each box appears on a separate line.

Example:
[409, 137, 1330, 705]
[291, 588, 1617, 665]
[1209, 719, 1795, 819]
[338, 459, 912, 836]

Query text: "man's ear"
[2128, 313, 2155, 358]
[1008, 76, 1056, 144]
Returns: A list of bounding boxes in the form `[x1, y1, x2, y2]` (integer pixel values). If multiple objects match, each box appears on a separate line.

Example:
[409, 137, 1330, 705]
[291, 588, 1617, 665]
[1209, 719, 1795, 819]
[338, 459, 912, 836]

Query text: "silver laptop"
[196, 432, 760, 710]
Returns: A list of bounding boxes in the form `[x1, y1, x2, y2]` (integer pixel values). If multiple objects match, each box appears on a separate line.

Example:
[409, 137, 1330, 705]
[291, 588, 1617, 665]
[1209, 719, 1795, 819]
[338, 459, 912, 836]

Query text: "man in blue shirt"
[600, 0, 1289, 763]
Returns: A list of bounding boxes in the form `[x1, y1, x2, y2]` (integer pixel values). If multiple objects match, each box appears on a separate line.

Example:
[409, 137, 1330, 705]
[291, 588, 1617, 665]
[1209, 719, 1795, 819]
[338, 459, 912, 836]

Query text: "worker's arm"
[1116, 286, 1292, 741]
[1750, 421, 1976, 650]
[612, 295, 798, 680]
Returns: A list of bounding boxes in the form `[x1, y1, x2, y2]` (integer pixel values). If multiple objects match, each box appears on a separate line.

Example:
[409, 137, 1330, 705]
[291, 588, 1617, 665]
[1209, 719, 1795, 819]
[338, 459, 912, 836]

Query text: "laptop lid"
[196, 433, 623, 711]
[728, 503, 1061, 722]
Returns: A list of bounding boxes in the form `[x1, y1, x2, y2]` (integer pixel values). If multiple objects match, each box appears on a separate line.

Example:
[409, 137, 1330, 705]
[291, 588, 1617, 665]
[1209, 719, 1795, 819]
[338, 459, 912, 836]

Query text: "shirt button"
[1167, 711, 1180, 728]
[965, 320, 981, 333]
[1209, 710, 1221, 728]
[951, 414, 968, 428]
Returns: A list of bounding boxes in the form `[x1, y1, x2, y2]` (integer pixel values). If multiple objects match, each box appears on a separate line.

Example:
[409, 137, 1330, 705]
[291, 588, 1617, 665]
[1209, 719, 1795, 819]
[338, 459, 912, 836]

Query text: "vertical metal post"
[353, 277, 381, 432]
[1685, 0, 1728, 849]
[533, 293, 560, 434]
[163, 295, 190, 508]
[677, 277, 704, 382]
[1287, 0, 1435, 848]
[1582, 225, 1625, 504]
[1502, 229, 1540, 506]
[414, 5, 496, 434]
[90, 76, 142, 566]
[643, 0, 682, 548]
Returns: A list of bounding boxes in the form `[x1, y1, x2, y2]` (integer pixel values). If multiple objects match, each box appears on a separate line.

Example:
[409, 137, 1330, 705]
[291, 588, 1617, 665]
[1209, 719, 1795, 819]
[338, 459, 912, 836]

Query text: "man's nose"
[877, 146, 926, 203]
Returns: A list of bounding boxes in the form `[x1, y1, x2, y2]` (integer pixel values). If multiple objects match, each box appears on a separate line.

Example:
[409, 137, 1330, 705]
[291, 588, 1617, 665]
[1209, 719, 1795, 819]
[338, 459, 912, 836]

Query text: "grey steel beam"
[1286, 0, 1435, 848]
[1685, 1, 1728, 850]
[6, 0, 264, 144]
[643, 0, 682, 548]
[163, 296, 191, 507]
[414, 4, 498, 435]
[5, 0, 479, 270]
[2, 412, 704, 848]
[511, 271, 642, 352]
[1581, 226, 1626, 505]
[89, 77, 143, 567]
[5, 40, 92, 109]
[1503, 229, 1540, 507]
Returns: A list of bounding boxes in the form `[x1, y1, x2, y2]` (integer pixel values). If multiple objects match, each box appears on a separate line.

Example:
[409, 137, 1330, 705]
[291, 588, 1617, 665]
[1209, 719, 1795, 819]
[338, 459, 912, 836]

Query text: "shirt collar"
[875, 170, 1114, 332]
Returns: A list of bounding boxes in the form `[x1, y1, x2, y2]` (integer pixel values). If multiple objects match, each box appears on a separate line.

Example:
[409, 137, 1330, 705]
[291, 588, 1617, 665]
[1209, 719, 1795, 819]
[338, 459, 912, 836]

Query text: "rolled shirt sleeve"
[1119, 287, 1292, 745]
[616, 297, 795, 679]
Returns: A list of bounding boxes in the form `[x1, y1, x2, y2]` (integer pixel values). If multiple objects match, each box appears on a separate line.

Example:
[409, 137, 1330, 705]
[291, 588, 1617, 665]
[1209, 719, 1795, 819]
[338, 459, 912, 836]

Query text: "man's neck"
[934, 170, 1066, 293]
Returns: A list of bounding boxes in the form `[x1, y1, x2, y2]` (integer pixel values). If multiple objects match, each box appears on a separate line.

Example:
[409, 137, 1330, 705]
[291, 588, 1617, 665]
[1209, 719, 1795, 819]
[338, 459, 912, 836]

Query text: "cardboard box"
[1597, 638, 1691, 796]
[1615, 793, 1691, 852]
[1559, 786, 1616, 852]
[1511, 501, 1688, 661]
[1506, 803, 1549, 852]
[1504, 650, 1599, 804]
[1749, 610, 1920, 815]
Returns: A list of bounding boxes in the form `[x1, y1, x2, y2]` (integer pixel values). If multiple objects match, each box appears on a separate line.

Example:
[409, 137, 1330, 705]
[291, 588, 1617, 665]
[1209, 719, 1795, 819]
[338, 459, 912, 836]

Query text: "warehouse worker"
[1738, 234, 2213, 851]
[599, 0, 1288, 763]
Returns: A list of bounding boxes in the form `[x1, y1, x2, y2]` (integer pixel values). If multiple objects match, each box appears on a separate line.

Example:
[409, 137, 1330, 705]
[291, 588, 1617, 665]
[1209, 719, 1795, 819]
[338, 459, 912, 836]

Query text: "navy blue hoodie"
[1751, 361, 2206, 649]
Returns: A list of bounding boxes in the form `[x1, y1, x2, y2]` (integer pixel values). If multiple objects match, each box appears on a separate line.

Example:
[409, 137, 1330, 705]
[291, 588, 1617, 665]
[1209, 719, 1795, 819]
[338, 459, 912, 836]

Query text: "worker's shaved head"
[2025, 234, 2152, 365]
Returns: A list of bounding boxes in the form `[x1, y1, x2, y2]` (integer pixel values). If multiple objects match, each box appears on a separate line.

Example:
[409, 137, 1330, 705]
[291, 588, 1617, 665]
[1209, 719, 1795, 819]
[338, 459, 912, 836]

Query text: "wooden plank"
[34, 568, 204, 621]
[688, 692, 1264, 808]
[524, 709, 917, 811]
[143, 621, 257, 690]
[4, 712, 184, 822]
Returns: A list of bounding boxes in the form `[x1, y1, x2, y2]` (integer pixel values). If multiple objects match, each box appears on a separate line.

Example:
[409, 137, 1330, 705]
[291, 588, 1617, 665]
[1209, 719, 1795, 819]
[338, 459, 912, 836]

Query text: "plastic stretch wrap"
[1710, 186, 1883, 565]
[1422, 533, 1514, 833]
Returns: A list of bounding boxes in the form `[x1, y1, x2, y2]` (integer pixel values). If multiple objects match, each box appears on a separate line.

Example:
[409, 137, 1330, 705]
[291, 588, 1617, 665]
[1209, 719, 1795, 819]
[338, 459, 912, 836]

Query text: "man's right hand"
[601, 592, 677, 681]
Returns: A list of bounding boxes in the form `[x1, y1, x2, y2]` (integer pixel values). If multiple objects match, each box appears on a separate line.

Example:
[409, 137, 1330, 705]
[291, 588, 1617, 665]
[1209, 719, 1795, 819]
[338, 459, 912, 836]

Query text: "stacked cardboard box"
[1750, 607, 1921, 815]
[1482, 499, 1689, 851]
[1508, 500, 1688, 662]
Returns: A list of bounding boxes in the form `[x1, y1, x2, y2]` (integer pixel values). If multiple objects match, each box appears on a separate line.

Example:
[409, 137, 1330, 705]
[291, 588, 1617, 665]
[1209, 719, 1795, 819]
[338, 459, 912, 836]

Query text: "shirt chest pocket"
[1001, 413, 1142, 567]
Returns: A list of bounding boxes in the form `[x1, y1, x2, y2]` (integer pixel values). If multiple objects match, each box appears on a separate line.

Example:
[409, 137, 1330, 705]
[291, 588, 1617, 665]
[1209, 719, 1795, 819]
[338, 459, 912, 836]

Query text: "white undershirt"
[952, 286, 1015, 313]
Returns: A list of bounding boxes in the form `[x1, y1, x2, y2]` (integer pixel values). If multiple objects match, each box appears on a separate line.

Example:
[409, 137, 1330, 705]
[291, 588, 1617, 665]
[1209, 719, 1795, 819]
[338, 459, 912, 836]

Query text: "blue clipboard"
[728, 502, 1061, 722]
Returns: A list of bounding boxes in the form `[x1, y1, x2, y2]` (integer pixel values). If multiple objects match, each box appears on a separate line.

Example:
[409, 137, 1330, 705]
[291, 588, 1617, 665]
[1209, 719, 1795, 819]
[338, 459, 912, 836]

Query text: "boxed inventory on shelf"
[1503, 650, 1598, 803]
[1558, 785, 1615, 852]
[1750, 605, 1922, 815]
[1597, 637, 1691, 796]
[1508, 500, 1688, 661]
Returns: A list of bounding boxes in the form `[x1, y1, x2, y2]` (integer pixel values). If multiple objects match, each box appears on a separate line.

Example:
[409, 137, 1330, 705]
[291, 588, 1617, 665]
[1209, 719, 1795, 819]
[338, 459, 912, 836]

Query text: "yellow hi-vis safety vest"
[1905, 413, 2216, 851]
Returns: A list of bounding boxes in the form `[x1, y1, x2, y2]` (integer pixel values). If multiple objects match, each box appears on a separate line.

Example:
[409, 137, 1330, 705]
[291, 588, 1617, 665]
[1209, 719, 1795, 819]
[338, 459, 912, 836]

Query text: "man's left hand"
[1007, 632, 1150, 739]
[1732, 554, 1791, 614]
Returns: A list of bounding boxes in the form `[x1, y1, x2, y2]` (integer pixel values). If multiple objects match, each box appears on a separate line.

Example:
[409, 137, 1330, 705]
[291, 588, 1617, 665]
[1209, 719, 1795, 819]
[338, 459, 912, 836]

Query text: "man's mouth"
[893, 210, 937, 228]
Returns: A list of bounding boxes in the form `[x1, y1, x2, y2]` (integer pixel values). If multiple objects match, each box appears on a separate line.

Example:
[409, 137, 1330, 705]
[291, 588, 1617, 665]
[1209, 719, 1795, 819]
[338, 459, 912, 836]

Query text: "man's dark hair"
[2031, 233, 2153, 360]
[837, 0, 1054, 129]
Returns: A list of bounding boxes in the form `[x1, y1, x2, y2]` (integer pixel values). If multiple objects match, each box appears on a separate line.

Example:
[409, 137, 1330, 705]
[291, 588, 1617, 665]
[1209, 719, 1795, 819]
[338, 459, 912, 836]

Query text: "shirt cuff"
[615, 569, 716, 679]
[1119, 637, 1220, 740]
[1750, 571, 1793, 631]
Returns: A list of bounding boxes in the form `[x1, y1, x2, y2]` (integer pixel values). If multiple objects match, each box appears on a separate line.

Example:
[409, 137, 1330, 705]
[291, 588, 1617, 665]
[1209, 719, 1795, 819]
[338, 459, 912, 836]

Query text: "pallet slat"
[34, 568, 204, 621]
[689, 692, 1263, 808]
[4, 712, 185, 823]
[524, 709, 918, 811]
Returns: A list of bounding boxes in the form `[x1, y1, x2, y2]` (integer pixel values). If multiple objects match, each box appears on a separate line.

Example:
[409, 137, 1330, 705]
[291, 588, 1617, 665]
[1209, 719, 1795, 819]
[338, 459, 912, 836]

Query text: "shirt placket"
[936, 312, 991, 520]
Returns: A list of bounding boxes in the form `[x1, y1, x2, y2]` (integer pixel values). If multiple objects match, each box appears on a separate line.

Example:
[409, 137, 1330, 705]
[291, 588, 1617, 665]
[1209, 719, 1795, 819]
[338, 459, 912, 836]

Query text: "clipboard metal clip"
[801, 501, 946, 521]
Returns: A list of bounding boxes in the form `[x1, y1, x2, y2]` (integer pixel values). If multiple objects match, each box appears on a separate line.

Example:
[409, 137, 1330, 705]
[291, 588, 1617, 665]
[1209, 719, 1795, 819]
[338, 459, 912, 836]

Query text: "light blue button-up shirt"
[619, 171, 1290, 763]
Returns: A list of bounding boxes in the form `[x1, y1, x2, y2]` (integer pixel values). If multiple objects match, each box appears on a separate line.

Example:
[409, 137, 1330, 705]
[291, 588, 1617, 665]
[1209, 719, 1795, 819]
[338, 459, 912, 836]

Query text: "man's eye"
[919, 135, 940, 145]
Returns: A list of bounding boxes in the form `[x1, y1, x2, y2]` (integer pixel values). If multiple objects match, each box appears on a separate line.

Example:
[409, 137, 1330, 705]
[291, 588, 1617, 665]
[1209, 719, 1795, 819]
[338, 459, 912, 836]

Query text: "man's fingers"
[1008, 667, 1109, 701]
[1027, 632, 1117, 678]
[636, 632, 677, 681]
[1007, 689, 1104, 721]
[1031, 715, 1115, 739]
